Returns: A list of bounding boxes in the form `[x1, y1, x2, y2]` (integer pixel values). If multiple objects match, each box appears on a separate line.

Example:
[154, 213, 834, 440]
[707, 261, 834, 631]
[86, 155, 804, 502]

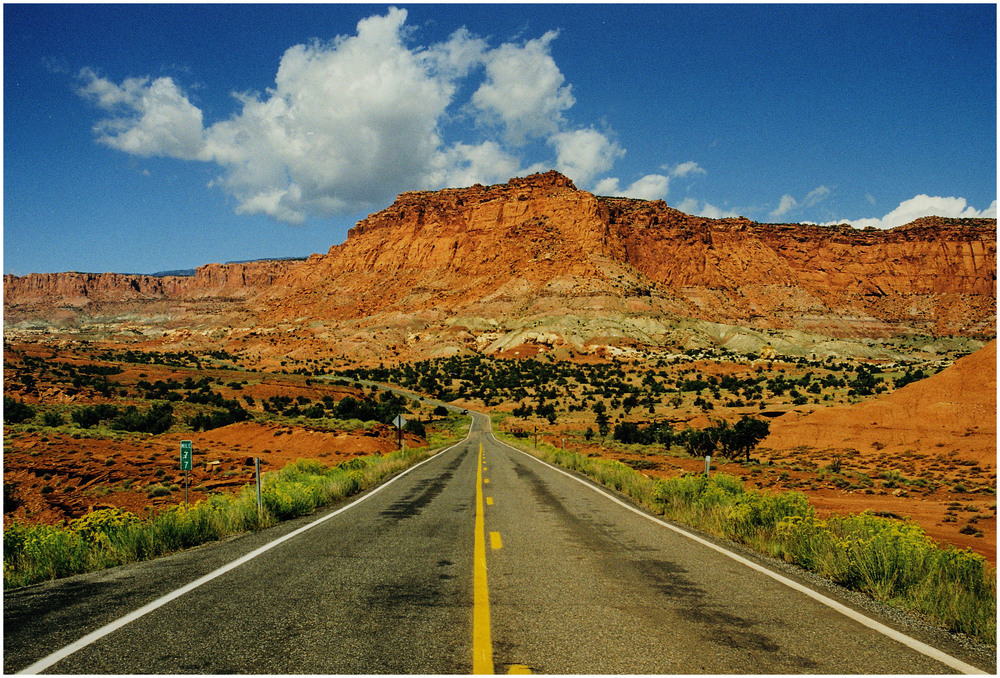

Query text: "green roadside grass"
[3, 416, 470, 591]
[495, 430, 996, 648]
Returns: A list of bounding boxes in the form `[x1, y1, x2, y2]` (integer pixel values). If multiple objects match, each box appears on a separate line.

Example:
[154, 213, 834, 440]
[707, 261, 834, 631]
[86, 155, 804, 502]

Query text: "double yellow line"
[473, 442, 493, 674]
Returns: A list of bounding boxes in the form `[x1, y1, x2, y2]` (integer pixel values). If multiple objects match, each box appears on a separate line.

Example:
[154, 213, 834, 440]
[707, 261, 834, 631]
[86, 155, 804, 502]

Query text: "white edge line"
[18, 424, 475, 675]
[490, 431, 987, 675]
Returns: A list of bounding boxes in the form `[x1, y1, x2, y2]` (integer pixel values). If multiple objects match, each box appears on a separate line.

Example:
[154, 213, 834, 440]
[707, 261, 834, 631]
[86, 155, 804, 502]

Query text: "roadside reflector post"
[534, 426, 537, 449]
[705, 455, 711, 478]
[393, 414, 407, 451]
[255, 457, 262, 516]
[180, 440, 192, 506]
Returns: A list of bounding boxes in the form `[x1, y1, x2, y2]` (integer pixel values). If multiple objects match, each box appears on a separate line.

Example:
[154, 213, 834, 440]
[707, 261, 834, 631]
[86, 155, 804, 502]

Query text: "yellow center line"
[490, 531, 503, 550]
[474, 442, 494, 674]
[486, 497, 494, 505]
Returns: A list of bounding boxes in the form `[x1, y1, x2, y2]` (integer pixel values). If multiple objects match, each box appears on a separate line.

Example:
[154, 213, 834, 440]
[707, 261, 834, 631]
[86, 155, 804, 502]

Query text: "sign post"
[393, 414, 407, 450]
[255, 457, 262, 516]
[180, 440, 193, 505]
[704, 455, 711, 478]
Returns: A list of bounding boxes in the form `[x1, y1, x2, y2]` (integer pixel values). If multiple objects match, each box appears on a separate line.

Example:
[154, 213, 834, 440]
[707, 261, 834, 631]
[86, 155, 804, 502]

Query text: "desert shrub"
[332, 393, 408, 424]
[726, 490, 812, 547]
[41, 410, 65, 427]
[3, 522, 89, 586]
[404, 418, 426, 437]
[112, 403, 174, 434]
[303, 403, 326, 419]
[613, 421, 674, 446]
[146, 485, 172, 498]
[71, 404, 120, 429]
[68, 507, 141, 551]
[188, 403, 252, 431]
[776, 511, 996, 640]
[72, 406, 101, 428]
[4, 397, 35, 424]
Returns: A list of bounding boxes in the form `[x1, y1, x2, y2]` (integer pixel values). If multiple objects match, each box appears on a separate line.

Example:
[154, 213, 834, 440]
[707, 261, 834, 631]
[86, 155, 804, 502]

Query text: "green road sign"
[180, 440, 193, 471]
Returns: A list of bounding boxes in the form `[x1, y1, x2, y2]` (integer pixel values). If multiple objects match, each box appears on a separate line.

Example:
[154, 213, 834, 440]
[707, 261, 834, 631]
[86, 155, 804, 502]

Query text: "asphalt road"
[4, 412, 991, 674]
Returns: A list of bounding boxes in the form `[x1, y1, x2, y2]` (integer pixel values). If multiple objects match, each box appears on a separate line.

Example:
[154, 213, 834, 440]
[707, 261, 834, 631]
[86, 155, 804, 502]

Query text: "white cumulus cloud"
[471, 30, 574, 146]
[676, 198, 740, 219]
[595, 174, 671, 200]
[75, 8, 698, 224]
[427, 141, 528, 189]
[202, 8, 457, 222]
[827, 194, 998, 229]
[549, 128, 624, 186]
[78, 68, 205, 161]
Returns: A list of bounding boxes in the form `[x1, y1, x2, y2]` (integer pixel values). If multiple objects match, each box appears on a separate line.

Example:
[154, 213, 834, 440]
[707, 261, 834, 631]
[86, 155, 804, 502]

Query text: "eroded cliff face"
[607, 208, 996, 336]
[4, 260, 300, 307]
[255, 171, 995, 337]
[4, 171, 996, 351]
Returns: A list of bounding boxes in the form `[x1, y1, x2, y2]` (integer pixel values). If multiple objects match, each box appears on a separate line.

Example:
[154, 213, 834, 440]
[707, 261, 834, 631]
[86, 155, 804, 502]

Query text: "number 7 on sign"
[180, 440, 193, 505]
[180, 440, 193, 470]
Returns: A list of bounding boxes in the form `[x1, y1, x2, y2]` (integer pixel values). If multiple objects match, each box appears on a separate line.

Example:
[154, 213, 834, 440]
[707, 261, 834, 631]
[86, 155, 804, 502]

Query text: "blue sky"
[4, 3, 996, 275]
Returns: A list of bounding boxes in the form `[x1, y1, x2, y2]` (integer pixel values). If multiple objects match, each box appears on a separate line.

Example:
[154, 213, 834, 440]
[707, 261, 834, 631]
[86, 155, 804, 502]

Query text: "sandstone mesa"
[5, 171, 996, 362]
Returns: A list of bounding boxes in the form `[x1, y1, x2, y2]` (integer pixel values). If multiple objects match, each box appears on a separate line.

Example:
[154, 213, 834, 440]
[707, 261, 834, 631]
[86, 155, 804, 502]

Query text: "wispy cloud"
[769, 185, 830, 219]
[802, 185, 831, 207]
[770, 194, 798, 218]
[668, 161, 706, 178]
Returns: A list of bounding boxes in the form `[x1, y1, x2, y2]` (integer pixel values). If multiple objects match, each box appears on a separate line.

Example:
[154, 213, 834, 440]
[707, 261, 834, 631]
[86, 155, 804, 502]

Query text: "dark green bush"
[112, 403, 174, 434]
[41, 410, 65, 427]
[4, 397, 35, 424]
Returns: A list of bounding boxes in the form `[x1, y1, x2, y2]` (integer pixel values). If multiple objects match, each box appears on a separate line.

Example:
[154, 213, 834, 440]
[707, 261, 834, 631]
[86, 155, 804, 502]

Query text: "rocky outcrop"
[4, 171, 996, 345]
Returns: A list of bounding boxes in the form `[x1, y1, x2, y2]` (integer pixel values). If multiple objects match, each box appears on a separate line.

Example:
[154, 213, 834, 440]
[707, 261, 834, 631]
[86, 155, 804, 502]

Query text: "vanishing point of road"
[4, 412, 992, 674]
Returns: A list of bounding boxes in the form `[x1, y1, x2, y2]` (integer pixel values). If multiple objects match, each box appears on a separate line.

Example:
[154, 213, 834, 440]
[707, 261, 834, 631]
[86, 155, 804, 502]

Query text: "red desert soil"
[761, 340, 997, 563]
[536, 342, 997, 564]
[764, 340, 996, 465]
[4, 421, 423, 527]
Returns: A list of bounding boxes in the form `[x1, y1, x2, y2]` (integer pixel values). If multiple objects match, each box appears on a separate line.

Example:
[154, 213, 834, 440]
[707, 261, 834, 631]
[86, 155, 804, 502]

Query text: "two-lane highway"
[5, 412, 990, 673]
[475, 419, 985, 673]
[7, 428, 482, 674]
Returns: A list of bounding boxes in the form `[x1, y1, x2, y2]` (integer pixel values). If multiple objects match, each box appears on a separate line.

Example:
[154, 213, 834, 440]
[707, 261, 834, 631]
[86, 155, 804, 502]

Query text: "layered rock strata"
[5, 171, 996, 347]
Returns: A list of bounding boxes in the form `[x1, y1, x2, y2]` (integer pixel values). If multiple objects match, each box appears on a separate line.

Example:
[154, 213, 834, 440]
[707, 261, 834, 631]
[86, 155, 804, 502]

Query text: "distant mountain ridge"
[4, 171, 995, 361]
[149, 269, 196, 278]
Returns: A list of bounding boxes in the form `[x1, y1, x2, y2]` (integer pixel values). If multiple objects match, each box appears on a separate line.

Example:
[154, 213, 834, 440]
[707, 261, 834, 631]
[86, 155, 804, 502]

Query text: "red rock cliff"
[4, 171, 996, 338]
[4, 260, 300, 308]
